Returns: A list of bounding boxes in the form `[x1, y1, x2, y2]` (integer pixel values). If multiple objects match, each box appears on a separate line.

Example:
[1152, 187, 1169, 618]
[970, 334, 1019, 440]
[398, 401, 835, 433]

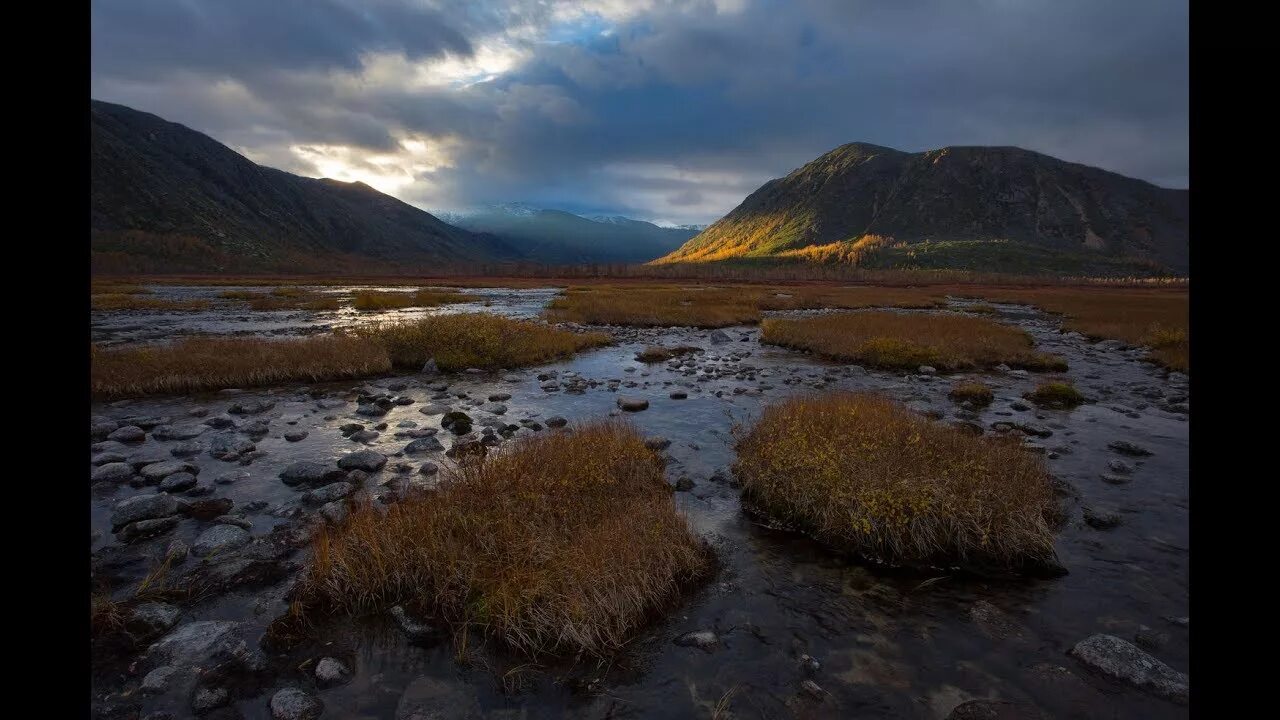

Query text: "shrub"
[299, 420, 713, 657]
[1024, 382, 1086, 409]
[948, 382, 994, 406]
[732, 392, 1059, 573]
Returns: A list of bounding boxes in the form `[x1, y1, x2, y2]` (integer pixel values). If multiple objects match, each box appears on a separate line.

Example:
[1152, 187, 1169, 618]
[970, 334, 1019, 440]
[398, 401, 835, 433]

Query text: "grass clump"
[635, 345, 701, 363]
[353, 313, 610, 371]
[760, 312, 1067, 371]
[1024, 381, 1086, 409]
[352, 289, 469, 311]
[948, 382, 994, 406]
[733, 392, 1059, 573]
[300, 420, 713, 658]
[91, 336, 391, 399]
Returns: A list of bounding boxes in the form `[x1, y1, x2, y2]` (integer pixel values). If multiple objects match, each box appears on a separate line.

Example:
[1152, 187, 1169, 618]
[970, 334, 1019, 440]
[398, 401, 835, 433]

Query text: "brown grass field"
[91, 314, 610, 398]
[733, 392, 1058, 572]
[91, 336, 391, 399]
[90, 294, 211, 312]
[299, 420, 713, 658]
[352, 289, 470, 311]
[352, 314, 610, 372]
[760, 312, 1067, 371]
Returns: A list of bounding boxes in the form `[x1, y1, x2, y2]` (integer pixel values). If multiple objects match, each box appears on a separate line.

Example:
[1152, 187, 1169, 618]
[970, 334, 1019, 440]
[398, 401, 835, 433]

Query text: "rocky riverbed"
[90, 288, 1189, 719]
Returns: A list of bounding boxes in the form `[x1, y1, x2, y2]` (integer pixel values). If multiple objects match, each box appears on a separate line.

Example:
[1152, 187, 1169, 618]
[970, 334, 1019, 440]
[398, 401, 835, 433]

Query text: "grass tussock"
[91, 294, 211, 312]
[544, 284, 944, 327]
[353, 289, 470, 311]
[635, 345, 702, 363]
[760, 312, 1067, 371]
[733, 392, 1058, 572]
[1024, 381, 1086, 409]
[90, 336, 392, 399]
[300, 420, 713, 658]
[948, 382, 994, 406]
[353, 313, 610, 372]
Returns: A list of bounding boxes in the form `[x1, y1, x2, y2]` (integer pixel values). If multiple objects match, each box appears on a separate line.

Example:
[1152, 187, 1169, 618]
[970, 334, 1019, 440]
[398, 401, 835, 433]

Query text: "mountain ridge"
[655, 142, 1188, 274]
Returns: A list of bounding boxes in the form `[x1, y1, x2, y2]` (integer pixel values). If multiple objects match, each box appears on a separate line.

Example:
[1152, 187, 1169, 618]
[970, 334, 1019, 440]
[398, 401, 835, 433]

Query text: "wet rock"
[396, 675, 482, 720]
[670, 390, 688, 399]
[709, 330, 732, 344]
[946, 700, 1048, 719]
[390, 605, 439, 642]
[421, 358, 439, 375]
[284, 431, 308, 442]
[280, 462, 340, 486]
[159, 472, 198, 493]
[170, 441, 203, 458]
[145, 620, 246, 670]
[446, 439, 487, 461]
[617, 396, 649, 412]
[140, 665, 181, 694]
[545, 416, 568, 428]
[270, 688, 323, 720]
[674, 630, 718, 648]
[1163, 616, 1189, 627]
[208, 433, 255, 461]
[1082, 506, 1122, 530]
[349, 429, 380, 443]
[193, 525, 252, 557]
[800, 654, 821, 674]
[918, 365, 937, 375]
[1100, 473, 1131, 485]
[216, 471, 248, 485]
[228, 400, 274, 415]
[418, 403, 450, 416]
[339, 423, 365, 436]
[183, 497, 234, 521]
[441, 412, 473, 435]
[108, 425, 146, 443]
[674, 477, 695, 491]
[214, 515, 252, 530]
[192, 687, 230, 713]
[1107, 459, 1134, 474]
[152, 425, 205, 441]
[111, 493, 181, 528]
[800, 679, 825, 699]
[304, 482, 355, 505]
[488, 392, 512, 401]
[1108, 440, 1152, 457]
[1068, 633, 1188, 703]
[338, 450, 387, 472]
[970, 600, 1025, 640]
[644, 436, 671, 451]
[405, 436, 445, 454]
[91, 420, 120, 439]
[204, 416, 236, 429]
[480, 402, 507, 415]
[140, 460, 199, 484]
[92, 451, 129, 466]
[319, 501, 348, 525]
[314, 657, 351, 688]
[119, 516, 181, 543]
[92, 462, 135, 485]
[166, 539, 190, 563]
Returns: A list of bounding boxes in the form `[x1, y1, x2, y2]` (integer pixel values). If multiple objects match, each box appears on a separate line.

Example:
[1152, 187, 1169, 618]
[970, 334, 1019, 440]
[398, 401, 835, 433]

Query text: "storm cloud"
[91, 0, 1188, 226]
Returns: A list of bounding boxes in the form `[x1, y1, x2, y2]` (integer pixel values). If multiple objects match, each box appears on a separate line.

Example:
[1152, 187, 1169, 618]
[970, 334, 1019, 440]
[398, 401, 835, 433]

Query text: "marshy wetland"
[90, 280, 1189, 719]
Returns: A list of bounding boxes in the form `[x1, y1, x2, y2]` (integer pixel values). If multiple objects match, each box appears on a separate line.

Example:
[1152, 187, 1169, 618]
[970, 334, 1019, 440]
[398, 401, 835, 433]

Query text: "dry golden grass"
[90, 336, 391, 399]
[733, 393, 1058, 572]
[962, 287, 1188, 372]
[635, 345, 702, 363]
[352, 313, 610, 372]
[300, 420, 713, 658]
[218, 289, 261, 300]
[948, 382, 994, 406]
[91, 294, 211, 312]
[544, 284, 944, 327]
[91, 283, 152, 295]
[761, 312, 1067, 371]
[1024, 381, 1086, 409]
[352, 289, 470, 311]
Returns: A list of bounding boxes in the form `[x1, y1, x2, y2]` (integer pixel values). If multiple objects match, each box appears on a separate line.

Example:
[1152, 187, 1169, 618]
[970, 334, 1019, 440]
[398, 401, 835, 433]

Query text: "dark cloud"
[90, 0, 1188, 225]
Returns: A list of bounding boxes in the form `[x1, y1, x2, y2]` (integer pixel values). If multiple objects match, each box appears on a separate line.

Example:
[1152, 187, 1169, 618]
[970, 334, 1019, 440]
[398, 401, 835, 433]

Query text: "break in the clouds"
[91, 0, 1188, 226]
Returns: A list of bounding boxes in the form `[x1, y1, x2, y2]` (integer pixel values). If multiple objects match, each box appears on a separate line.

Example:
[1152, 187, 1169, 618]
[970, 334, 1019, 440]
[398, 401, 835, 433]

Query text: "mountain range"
[91, 100, 1188, 275]
[437, 203, 700, 264]
[655, 142, 1188, 275]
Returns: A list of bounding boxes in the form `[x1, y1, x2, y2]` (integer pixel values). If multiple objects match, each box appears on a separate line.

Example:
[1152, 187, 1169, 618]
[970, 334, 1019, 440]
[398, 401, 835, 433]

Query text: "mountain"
[655, 142, 1189, 275]
[91, 100, 520, 273]
[439, 205, 698, 264]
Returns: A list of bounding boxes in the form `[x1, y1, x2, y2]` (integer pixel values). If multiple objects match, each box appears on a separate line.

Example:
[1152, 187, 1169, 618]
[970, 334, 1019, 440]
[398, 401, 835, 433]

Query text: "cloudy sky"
[91, 0, 1188, 226]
